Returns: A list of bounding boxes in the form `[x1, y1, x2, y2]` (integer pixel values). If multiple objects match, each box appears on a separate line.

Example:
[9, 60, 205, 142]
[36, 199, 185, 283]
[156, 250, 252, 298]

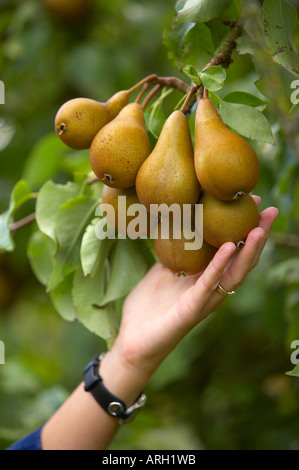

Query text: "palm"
[123, 263, 198, 317]
[116, 203, 278, 374]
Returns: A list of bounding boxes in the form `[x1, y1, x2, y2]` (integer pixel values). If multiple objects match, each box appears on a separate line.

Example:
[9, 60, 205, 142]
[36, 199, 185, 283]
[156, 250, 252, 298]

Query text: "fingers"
[223, 227, 265, 289]
[174, 201, 278, 335]
[220, 206, 278, 290]
[251, 195, 261, 206]
[252, 206, 278, 265]
[170, 242, 236, 333]
[185, 242, 237, 313]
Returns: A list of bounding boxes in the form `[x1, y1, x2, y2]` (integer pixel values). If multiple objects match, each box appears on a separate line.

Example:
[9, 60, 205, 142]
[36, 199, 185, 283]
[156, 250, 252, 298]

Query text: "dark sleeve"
[6, 426, 43, 451]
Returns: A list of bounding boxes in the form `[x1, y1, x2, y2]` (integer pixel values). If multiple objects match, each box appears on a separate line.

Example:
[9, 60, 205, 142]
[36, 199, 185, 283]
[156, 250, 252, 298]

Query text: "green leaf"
[0, 213, 14, 251]
[265, 257, 299, 286]
[255, 62, 299, 113]
[144, 88, 171, 140]
[177, 0, 231, 24]
[22, 134, 68, 189]
[47, 196, 98, 292]
[218, 100, 275, 144]
[163, 22, 214, 72]
[286, 363, 299, 377]
[80, 218, 116, 277]
[36, 180, 80, 243]
[182, 64, 201, 85]
[163, 21, 195, 70]
[199, 66, 226, 91]
[222, 91, 266, 107]
[27, 231, 55, 286]
[50, 274, 77, 322]
[181, 23, 215, 71]
[8, 179, 33, 214]
[72, 264, 118, 341]
[263, 0, 298, 73]
[208, 0, 241, 47]
[236, 33, 254, 56]
[0, 179, 32, 252]
[99, 239, 147, 307]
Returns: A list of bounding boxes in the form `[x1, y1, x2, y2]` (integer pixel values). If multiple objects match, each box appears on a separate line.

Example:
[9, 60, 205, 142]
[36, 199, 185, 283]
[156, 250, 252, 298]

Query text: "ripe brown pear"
[136, 110, 201, 215]
[154, 217, 217, 276]
[44, 0, 93, 23]
[194, 97, 259, 201]
[101, 185, 152, 237]
[89, 103, 151, 189]
[198, 192, 259, 248]
[55, 90, 130, 150]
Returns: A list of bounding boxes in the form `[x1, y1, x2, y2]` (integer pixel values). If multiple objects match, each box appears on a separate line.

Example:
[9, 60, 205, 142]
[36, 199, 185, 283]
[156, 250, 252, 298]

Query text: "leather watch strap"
[83, 354, 147, 423]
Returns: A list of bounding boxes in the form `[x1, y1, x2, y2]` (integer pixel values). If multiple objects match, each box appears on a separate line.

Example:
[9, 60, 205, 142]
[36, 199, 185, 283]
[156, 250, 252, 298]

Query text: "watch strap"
[83, 354, 147, 424]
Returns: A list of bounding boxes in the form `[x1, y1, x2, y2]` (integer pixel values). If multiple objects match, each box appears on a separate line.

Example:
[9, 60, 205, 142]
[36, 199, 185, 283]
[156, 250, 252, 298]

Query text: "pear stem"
[203, 87, 209, 99]
[129, 74, 189, 96]
[141, 84, 162, 110]
[135, 82, 153, 104]
[128, 74, 159, 94]
[180, 85, 198, 114]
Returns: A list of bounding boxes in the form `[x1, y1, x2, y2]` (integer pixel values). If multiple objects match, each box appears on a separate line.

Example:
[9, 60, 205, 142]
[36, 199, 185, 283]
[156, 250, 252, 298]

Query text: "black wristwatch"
[83, 354, 147, 424]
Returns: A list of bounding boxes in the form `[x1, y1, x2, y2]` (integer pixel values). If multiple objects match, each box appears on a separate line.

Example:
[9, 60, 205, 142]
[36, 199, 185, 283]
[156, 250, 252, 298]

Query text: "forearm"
[41, 347, 150, 450]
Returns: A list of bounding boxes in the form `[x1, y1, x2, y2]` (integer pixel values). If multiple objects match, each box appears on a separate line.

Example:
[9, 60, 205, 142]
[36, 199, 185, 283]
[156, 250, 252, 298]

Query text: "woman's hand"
[42, 199, 278, 450]
[111, 199, 278, 380]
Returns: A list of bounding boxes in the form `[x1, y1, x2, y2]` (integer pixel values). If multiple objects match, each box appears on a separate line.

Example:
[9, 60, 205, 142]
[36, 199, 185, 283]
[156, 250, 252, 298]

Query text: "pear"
[89, 103, 151, 189]
[136, 110, 201, 215]
[198, 192, 259, 248]
[101, 185, 152, 237]
[55, 90, 130, 150]
[154, 217, 217, 276]
[194, 97, 259, 201]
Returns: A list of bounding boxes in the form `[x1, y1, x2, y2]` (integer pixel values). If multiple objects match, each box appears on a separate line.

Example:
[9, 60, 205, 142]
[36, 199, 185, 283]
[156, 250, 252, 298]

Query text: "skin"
[41, 198, 278, 450]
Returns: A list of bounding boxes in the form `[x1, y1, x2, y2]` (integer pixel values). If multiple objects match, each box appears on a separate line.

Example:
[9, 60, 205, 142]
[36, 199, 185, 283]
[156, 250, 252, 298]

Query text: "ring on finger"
[217, 284, 236, 298]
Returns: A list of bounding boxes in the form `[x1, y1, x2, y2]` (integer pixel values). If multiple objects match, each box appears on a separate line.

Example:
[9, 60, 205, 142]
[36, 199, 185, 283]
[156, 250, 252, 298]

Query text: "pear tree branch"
[180, 20, 244, 114]
[130, 74, 189, 96]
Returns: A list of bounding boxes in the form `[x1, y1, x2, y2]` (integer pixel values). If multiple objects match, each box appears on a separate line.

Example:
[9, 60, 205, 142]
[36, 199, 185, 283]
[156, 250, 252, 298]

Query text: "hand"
[110, 199, 278, 381]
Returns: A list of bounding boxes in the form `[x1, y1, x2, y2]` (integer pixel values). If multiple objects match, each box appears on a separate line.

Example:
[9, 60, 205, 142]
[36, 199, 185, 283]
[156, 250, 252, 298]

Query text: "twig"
[129, 74, 189, 97]
[10, 213, 36, 233]
[156, 76, 189, 94]
[181, 20, 243, 115]
[135, 82, 152, 104]
[141, 84, 163, 110]
[128, 74, 158, 94]
[180, 85, 198, 114]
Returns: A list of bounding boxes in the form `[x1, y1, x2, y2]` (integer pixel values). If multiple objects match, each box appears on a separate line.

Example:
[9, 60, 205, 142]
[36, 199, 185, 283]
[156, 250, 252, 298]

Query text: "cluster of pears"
[55, 88, 260, 277]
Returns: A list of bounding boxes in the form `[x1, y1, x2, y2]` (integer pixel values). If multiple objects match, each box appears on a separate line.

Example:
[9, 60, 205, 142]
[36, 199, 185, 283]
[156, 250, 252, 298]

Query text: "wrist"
[98, 344, 151, 408]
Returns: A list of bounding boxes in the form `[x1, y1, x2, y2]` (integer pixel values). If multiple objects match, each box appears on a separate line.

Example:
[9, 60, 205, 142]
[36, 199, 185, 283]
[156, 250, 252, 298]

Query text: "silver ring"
[217, 284, 235, 297]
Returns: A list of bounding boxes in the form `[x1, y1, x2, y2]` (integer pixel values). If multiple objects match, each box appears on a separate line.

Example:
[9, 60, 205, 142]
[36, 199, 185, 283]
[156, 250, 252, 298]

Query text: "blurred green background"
[0, 0, 299, 450]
